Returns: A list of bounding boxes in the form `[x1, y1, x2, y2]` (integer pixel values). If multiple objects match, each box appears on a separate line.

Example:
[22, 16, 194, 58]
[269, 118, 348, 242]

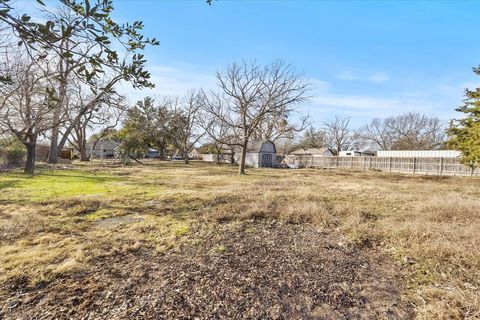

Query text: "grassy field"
[0, 161, 479, 319]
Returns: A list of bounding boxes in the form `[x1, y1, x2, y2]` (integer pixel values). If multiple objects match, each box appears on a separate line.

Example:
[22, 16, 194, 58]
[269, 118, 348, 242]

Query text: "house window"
[346, 152, 351, 155]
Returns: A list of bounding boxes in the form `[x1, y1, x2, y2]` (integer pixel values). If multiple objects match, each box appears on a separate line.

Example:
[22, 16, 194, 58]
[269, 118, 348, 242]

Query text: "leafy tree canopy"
[0, 0, 159, 88]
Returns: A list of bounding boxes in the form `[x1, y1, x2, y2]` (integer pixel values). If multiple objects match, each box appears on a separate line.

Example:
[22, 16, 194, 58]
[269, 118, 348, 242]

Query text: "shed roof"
[245, 140, 276, 153]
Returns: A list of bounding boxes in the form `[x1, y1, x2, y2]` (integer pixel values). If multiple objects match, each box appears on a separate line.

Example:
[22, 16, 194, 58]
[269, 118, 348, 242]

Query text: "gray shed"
[235, 140, 276, 168]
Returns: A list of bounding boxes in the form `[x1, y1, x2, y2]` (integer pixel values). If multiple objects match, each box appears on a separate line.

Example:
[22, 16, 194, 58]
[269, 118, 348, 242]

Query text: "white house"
[85, 140, 121, 158]
[188, 148, 201, 160]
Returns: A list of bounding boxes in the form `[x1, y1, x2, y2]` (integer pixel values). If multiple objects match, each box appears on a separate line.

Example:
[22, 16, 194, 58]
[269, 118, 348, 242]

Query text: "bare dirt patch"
[1, 221, 412, 319]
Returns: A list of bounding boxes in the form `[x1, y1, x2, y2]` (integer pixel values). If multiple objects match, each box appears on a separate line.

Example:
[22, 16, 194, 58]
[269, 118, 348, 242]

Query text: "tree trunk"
[78, 132, 89, 161]
[80, 147, 89, 161]
[159, 145, 165, 160]
[215, 147, 221, 165]
[239, 140, 248, 175]
[55, 127, 74, 160]
[183, 150, 189, 164]
[48, 126, 60, 164]
[47, 59, 68, 164]
[24, 141, 36, 175]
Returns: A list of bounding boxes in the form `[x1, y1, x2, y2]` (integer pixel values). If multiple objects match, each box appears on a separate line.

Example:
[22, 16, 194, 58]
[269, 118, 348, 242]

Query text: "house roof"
[290, 148, 332, 155]
[86, 140, 121, 150]
[219, 148, 233, 154]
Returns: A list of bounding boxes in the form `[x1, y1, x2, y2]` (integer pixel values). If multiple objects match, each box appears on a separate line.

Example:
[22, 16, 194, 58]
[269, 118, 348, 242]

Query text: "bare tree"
[0, 52, 57, 173]
[67, 85, 126, 161]
[170, 90, 206, 164]
[322, 116, 358, 154]
[297, 126, 327, 149]
[200, 91, 241, 164]
[252, 104, 309, 142]
[202, 60, 310, 174]
[361, 112, 446, 150]
[275, 136, 300, 156]
[359, 118, 392, 150]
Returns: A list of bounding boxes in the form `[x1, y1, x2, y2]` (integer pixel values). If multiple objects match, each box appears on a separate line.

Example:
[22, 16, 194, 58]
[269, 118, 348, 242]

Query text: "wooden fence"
[286, 156, 479, 177]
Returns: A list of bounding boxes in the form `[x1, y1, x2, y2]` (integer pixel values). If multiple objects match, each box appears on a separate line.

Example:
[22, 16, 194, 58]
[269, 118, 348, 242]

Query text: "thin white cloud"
[117, 65, 460, 128]
[303, 95, 457, 127]
[336, 71, 358, 81]
[148, 65, 217, 95]
[401, 91, 427, 98]
[438, 82, 477, 95]
[309, 78, 330, 92]
[367, 72, 389, 82]
[119, 64, 217, 103]
[306, 78, 459, 125]
[311, 95, 402, 111]
[336, 71, 389, 83]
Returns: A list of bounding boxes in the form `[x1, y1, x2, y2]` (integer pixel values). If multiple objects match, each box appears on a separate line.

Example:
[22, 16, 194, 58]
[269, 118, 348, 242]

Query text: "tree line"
[105, 60, 310, 175]
[283, 111, 447, 155]
[0, 0, 158, 173]
[0, 0, 478, 174]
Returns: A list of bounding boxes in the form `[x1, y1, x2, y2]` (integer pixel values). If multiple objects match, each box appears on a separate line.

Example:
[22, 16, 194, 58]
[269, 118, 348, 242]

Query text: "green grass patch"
[0, 169, 162, 202]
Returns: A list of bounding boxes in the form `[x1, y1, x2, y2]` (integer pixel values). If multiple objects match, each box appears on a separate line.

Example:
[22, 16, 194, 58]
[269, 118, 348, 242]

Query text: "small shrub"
[0, 147, 26, 167]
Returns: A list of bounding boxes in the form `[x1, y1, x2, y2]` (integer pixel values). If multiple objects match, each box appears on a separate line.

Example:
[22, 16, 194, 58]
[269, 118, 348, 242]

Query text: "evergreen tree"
[448, 66, 480, 167]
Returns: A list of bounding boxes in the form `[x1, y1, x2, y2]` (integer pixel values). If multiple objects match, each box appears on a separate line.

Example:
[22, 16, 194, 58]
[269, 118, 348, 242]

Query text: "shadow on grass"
[34, 172, 124, 183]
[0, 180, 21, 190]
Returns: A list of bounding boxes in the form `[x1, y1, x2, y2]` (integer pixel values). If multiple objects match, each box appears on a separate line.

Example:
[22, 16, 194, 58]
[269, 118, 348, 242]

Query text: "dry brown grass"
[0, 161, 479, 319]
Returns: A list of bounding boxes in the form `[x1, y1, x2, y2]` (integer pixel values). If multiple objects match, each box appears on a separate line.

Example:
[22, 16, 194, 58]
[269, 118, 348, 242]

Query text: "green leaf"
[61, 51, 73, 58]
[21, 14, 31, 22]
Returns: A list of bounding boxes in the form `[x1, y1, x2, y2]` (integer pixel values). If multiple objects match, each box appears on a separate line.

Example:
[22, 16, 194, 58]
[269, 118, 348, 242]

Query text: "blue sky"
[20, 0, 480, 128]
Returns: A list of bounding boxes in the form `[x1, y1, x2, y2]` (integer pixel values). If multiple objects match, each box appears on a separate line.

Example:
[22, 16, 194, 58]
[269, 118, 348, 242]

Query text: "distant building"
[376, 150, 461, 158]
[35, 144, 74, 161]
[339, 150, 376, 157]
[289, 148, 334, 157]
[200, 148, 234, 163]
[85, 140, 121, 158]
[188, 148, 200, 160]
[234, 140, 277, 168]
[145, 148, 160, 158]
